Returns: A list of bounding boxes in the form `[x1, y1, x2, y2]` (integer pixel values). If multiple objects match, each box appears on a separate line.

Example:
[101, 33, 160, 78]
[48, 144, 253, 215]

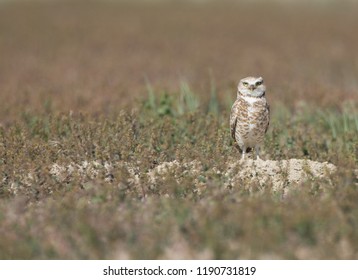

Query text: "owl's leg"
[255, 145, 261, 160]
[241, 145, 246, 160]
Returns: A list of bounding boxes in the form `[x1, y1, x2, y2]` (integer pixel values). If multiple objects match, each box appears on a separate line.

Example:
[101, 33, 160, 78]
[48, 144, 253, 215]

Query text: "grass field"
[0, 0, 357, 259]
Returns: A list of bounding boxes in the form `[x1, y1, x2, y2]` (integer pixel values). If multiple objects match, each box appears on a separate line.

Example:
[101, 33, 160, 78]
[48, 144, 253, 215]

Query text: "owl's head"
[237, 76, 266, 98]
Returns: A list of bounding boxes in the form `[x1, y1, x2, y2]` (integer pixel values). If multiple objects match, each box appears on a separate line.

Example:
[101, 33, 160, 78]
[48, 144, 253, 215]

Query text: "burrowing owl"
[230, 76, 270, 160]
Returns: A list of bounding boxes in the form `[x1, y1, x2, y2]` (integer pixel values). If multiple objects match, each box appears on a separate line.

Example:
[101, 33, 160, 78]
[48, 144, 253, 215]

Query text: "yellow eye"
[256, 81, 262, 86]
[243, 82, 249, 87]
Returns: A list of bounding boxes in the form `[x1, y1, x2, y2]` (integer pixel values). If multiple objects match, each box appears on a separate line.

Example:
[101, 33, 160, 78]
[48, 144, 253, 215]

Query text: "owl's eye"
[256, 81, 262, 86]
[243, 82, 249, 87]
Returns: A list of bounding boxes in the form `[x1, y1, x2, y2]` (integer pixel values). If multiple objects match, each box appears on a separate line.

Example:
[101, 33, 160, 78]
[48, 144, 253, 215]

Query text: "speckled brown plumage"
[230, 91, 270, 159]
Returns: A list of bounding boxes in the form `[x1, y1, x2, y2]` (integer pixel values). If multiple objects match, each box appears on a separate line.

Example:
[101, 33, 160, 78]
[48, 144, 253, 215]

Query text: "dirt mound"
[47, 158, 337, 193]
[145, 159, 337, 192]
[0, 159, 324, 198]
[3, 158, 339, 198]
[225, 159, 336, 190]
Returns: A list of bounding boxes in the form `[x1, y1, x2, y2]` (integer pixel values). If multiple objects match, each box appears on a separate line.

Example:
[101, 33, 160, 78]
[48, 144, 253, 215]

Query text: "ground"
[0, 0, 357, 259]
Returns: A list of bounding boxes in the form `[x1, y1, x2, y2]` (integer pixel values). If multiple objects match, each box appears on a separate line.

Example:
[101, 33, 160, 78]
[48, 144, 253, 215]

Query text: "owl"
[230, 76, 270, 160]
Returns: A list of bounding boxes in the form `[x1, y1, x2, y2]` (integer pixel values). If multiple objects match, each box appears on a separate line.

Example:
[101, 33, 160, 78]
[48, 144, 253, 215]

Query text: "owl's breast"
[235, 96, 269, 147]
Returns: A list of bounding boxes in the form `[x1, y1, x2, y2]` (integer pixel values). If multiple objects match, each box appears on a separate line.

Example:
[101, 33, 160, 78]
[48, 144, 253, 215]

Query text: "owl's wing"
[230, 100, 239, 140]
[265, 102, 270, 133]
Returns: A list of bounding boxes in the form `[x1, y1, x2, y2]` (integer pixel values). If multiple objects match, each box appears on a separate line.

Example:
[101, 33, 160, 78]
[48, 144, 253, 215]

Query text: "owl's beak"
[249, 85, 256, 90]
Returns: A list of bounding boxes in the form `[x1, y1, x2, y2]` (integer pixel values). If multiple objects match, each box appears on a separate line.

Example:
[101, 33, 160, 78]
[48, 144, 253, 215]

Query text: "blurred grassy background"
[0, 0, 357, 259]
[0, 0, 357, 123]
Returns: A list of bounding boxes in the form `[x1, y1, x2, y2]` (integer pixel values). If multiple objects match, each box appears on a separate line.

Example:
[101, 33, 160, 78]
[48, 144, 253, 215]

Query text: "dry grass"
[0, 0, 358, 122]
[0, 0, 357, 259]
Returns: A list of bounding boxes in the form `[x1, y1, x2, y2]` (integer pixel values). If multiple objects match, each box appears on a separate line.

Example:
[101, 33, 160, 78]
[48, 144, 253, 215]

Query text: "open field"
[0, 0, 357, 259]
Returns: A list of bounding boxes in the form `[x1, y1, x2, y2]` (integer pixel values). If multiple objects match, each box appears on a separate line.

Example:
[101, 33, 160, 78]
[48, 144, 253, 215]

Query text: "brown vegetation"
[0, 0, 357, 122]
[0, 0, 357, 259]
